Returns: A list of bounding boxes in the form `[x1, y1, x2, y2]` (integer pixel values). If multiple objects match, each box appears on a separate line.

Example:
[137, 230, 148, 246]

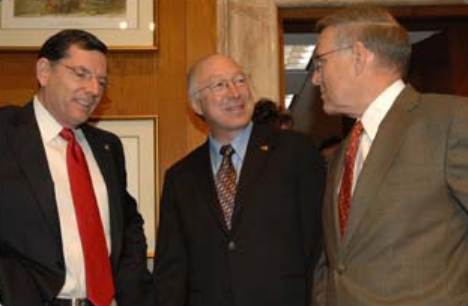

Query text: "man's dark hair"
[253, 98, 293, 129]
[38, 29, 108, 61]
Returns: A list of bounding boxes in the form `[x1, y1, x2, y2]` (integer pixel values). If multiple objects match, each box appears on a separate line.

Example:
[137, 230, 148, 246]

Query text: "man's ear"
[352, 42, 371, 76]
[36, 58, 52, 87]
[189, 96, 203, 116]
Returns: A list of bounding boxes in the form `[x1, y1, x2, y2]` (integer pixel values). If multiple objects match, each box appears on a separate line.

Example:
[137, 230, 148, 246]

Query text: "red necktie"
[60, 128, 114, 306]
[338, 121, 364, 237]
[215, 144, 237, 230]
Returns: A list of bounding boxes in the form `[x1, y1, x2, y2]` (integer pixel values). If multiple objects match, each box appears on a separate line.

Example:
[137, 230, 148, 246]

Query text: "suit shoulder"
[278, 129, 319, 149]
[417, 92, 468, 120]
[166, 142, 208, 175]
[255, 123, 316, 145]
[0, 105, 23, 130]
[420, 92, 468, 107]
[82, 122, 121, 143]
[0, 104, 21, 112]
[252, 126, 322, 166]
[0, 105, 21, 119]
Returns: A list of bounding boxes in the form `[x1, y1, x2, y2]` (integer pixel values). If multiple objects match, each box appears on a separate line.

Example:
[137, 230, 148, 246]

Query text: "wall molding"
[217, 0, 465, 102]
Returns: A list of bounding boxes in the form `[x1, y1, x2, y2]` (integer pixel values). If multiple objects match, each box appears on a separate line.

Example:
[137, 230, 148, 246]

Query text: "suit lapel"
[81, 125, 123, 265]
[196, 141, 232, 234]
[7, 103, 62, 245]
[324, 141, 347, 252]
[197, 125, 276, 234]
[231, 124, 274, 232]
[8, 104, 129, 266]
[344, 86, 420, 247]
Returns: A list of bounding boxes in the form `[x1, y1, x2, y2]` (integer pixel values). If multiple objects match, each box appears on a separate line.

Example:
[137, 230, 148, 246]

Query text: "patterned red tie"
[215, 144, 237, 230]
[60, 128, 114, 306]
[338, 121, 364, 237]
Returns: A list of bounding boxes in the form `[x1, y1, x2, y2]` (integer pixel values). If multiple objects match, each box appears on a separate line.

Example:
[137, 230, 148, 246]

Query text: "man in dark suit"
[0, 29, 151, 306]
[153, 54, 325, 306]
[311, 6, 468, 306]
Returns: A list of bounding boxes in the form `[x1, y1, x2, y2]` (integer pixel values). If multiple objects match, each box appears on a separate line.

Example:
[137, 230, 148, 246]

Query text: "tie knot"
[351, 121, 364, 138]
[60, 128, 75, 142]
[220, 144, 234, 157]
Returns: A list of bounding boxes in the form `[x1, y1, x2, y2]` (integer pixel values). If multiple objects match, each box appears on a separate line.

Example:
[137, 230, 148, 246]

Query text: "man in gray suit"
[311, 6, 468, 306]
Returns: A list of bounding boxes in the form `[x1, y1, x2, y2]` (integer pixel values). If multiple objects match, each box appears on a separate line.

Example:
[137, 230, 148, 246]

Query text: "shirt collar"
[34, 96, 65, 143]
[209, 121, 253, 171]
[33, 96, 85, 143]
[210, 122, 252, 158]
[360, 80, 405, 140]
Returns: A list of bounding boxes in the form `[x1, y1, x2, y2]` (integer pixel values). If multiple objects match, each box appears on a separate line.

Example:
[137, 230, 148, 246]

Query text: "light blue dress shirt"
[209, 122, 253, 182]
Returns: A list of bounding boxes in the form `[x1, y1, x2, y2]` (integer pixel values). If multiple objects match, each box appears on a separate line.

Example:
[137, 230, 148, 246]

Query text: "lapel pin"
[260, 145, 269, 152]
[104, 144, 111, 151]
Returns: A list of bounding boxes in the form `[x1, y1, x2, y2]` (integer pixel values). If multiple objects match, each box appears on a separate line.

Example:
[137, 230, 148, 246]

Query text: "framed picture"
[90, 115, 159, 257]
[0, 0, 158, 50]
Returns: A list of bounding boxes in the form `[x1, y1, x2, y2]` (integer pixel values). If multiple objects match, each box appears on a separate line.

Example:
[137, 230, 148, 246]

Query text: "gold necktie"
[215, 145, 237, 230]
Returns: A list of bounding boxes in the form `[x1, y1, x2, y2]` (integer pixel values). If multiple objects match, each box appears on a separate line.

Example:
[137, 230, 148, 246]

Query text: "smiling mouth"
[227, 104, 243, 110]
[75, 99, 94, 109]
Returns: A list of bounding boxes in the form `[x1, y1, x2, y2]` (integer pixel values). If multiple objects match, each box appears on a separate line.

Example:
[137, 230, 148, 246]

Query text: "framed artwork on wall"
[89, 115, 159, 257]
[0, 0, 158, 50]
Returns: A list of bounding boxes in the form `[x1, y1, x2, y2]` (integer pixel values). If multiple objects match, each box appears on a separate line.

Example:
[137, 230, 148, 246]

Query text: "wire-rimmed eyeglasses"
[56, 61, 109, 90]
[312, 46, 353, 72]
[194, 74, 247, 96]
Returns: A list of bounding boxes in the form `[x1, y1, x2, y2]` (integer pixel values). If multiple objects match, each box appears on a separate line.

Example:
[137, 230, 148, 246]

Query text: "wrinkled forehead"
[197, 56, 243, 81]
[65, 45, 107, 64]
[315, 27, 340, 52]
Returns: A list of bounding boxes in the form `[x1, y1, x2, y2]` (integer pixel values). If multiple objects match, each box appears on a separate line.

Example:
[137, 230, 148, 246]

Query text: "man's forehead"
[199, 59, 241, 79]
[316, 28, 337, 50]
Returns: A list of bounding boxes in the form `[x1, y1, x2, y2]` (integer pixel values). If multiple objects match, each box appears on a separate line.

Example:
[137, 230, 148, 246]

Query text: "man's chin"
[70, 112, 92, 127]
[323, 105, 337, 116]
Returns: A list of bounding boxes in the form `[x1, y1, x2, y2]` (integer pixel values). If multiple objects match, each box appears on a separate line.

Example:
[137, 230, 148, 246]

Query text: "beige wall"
[217, 0, 465, 102]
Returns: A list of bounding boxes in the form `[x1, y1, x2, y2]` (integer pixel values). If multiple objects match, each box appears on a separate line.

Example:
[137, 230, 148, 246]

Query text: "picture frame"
[89, 115, 159, 257]
[0, 0, 158, 50]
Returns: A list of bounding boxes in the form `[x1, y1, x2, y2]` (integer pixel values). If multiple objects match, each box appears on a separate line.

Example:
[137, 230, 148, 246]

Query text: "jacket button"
[228, 241, 236, 251]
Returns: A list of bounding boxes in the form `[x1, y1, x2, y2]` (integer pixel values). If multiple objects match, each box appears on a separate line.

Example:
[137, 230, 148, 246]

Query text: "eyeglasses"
[194, 74, 247, 95]
[312, 46, 352, 71]
[56, 62, 109, 90]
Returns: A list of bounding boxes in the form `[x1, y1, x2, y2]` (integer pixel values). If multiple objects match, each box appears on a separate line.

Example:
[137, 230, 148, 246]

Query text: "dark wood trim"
[280, 5, 468, 32]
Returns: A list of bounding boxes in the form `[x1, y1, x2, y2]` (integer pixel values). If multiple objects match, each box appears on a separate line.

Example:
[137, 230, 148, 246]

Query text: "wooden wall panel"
[0, 0, 217, 186]
[186, 0, 217, 149]
[0, 52, 37, 103]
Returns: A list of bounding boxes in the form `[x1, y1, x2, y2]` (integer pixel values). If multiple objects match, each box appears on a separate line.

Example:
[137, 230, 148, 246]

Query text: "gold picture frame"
[0, 0, 158, 50]
[89, 115, 159, 257]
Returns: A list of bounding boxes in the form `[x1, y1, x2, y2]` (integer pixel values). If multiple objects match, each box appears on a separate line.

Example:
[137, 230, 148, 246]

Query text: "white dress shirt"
[33, 97, 111, 299]
[351, 80, 406, 192]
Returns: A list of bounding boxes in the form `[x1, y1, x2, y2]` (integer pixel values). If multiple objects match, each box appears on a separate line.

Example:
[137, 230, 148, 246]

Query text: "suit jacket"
[0, 102, 151, 306]
[313, 86, 468, 306]
[153, 123, 325, 306]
